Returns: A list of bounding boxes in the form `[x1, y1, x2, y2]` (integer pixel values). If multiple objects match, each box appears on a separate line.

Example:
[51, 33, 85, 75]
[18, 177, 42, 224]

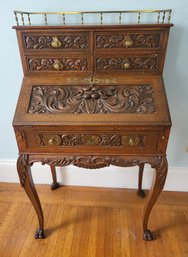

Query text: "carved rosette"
[96, 34, 161, 49]
[28, 84, 156, 114]
[27, 58, 88, 71]
[30, 156, 146, 170]
[17, 155, 29, 187]
[151, 155, 168, 189]
[96, 57, 158, 71]
[24, 35, 88, 49]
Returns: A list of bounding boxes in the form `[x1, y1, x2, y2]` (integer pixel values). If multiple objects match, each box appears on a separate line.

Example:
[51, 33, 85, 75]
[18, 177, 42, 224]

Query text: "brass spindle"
[119, 12, 122, 24]
[81, 13, 84, 24]
[63, 13, 65, 25]
[168, 10, 172, 23]
[162, 11, 166, 23]
[27, 13, 31, 25]
[44, 13, 47, 25]
[157, 11, 160, 23]
[100, 12, 103, 24]
[138, 12, 141, 24]
[14, 12, 19, 26]
[21, 13, 25, 25]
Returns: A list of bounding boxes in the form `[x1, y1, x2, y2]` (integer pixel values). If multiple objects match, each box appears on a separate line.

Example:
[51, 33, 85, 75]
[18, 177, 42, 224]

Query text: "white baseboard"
[0, 160, 188, 192]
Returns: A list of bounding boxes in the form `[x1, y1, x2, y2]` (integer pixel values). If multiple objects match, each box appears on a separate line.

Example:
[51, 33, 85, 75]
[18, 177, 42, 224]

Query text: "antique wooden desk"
[13, 10, 173, 240]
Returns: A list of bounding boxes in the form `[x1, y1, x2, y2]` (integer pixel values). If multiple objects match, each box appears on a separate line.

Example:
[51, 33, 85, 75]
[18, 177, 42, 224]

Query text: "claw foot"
[51, 182, 60, 190]
[34, 228, 45, 239]
[137, 189, 145, 198]
[143, 229, 153, 241]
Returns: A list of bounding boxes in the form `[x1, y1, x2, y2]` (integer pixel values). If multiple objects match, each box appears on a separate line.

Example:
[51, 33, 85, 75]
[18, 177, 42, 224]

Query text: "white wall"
[0, 1, 188, 189]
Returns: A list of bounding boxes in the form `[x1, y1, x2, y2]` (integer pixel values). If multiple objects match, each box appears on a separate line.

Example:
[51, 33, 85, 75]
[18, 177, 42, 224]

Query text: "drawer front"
[95, 54, 160, 73]
[26, 56, 90, 73]
[22, 130, 162, 154]
[22, 32, 90, 52]
[95, 31, 164, 50]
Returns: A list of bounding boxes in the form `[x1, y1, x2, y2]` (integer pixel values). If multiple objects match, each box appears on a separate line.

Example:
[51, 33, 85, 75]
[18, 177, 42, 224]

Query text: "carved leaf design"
[32, 156, 145, 170]
[152, 156, 168, 189]
[28, 85, 156, 114]
[17, 155, 29, 187]
[28, 58, 88, 71]
[24, 35, 88, 49]
[96, 34, 160, 48]
[96, 57, 158, 71]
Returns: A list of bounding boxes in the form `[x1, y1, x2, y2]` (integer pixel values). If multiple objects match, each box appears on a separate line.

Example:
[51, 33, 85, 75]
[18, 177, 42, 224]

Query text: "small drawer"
[95, 54, 160, 73]
[22, 32, 90, 52]
[26, 56, 90, 73]
[23, 130, 161, 154]
[95, 31, 164, 50]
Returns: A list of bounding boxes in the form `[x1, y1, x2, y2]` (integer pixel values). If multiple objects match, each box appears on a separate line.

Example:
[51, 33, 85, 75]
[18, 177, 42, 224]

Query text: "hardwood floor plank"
[0, 183, 188, 257]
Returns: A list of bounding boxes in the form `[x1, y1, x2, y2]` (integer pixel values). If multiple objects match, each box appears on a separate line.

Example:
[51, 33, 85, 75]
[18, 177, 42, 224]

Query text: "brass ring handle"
[53, 59, 63, 70]
[51, 37, 62, 48]
[123, 36, 133, 47]
[124, 62, 130, 69]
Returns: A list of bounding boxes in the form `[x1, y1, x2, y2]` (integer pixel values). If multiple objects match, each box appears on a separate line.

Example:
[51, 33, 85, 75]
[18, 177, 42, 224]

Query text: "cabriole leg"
[50, 165, 60, 190]
[137, 163, 145, 198]
[143, 156, 168, 241]
[17, 154, 45, 239]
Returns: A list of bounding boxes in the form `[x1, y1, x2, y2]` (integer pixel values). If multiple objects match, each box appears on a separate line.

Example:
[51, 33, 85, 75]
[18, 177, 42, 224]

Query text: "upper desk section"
[13, 10, 173, 77]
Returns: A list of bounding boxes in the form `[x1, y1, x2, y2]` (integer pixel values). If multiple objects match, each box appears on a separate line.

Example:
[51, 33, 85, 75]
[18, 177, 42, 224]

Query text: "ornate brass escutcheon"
[82, 135, 101, 146]
[48, 135, 62, 146]
[51, 37, 62, 48]
[53, 59, 64, 70]
[128, 135, 141, 146]
[122, 36, 134, 47]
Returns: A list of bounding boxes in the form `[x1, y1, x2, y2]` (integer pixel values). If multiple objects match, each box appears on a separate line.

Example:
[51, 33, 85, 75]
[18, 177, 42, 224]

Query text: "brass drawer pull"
[124, 62, 130, 69]
[48, 135, 61, 146]
[53, 59, 63, 70]
[128, 135, 141, 146]
[51, 37, 62, 48]
[123, 36, 133, 47]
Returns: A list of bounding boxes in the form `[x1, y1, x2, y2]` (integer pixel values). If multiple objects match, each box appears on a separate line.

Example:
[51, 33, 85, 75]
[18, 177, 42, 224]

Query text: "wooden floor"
[0, 183, 188, 257]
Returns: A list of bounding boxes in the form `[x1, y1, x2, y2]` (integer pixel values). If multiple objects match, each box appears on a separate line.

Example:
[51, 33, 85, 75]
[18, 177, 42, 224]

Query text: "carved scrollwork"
[17, 154, 29, 187]
[34, 133, 145, 147]
[96, 57, 158, 71]
[96, 33, 161, 49]
[30, 156, 146, 170]
[24, 35, 88, 49]
[28, 84, 156, 114]
[27, 58, 88, 71]
[151, 155, 168, 189]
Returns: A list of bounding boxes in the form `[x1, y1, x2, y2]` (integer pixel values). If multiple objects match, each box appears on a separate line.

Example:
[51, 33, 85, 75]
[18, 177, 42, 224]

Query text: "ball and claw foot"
[51, 182, 60, 191]
[34, 228, 45, 239]
[143, 230, 154, 241]
[137, 189, 145, 198]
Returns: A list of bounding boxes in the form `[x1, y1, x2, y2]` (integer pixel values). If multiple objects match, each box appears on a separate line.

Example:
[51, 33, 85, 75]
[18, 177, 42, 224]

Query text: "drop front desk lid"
[13, 74, 171, 127]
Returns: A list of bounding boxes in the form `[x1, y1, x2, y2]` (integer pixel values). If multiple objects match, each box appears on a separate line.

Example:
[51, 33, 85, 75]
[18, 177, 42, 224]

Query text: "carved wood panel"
[96, 33, 161, 49]
[96, 56, 159, 71]
[27, 58, 88, 72]
[28, 84, 156, 114]
[33, 133, 145, 147]
[23, 34, 89, 49]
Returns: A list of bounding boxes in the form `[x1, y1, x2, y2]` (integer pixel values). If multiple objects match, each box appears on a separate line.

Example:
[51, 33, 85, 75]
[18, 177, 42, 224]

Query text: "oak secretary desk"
[13, 9, 173, 240]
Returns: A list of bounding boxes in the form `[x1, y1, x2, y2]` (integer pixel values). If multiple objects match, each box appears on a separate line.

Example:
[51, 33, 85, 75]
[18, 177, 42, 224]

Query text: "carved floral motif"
[28, 84, 156, 114]
[24, 35, 88, 49]
[96, 57, 158, 71]
[27, 58, 88, 71]
[96, 34, 161, 48]
[151, 155, 168, 189]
